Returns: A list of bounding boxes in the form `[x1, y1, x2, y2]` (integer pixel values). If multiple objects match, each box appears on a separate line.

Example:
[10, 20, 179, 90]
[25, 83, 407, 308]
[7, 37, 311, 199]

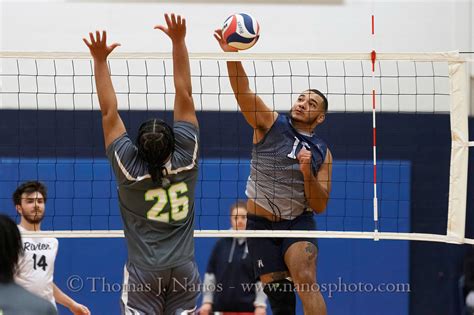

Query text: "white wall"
[1, 0, 472, 54]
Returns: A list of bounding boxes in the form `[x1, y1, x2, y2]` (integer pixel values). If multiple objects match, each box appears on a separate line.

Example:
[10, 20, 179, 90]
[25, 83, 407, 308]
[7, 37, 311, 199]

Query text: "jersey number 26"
[145, 182, 189, 223]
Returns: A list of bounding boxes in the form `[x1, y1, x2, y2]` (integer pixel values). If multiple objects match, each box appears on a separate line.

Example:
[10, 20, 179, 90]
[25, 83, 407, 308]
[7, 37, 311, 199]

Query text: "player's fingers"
[299, 155, 310, 162]
[297, 155, 311, 164]
[214, 28, 223, 37]
[170, 13, 177, 26]
[181, 17, 186, 28]
[296, 148, 307, 158]
[154, 25, 168, 35]
[102, 30, 107, 44]
[177, 15, 182, 26]
[109, 43, 121, 52]
[82, 38, 92, 48]
[164, 13, 172, 28]
[96, 30, 101, 43]
[89, 32, 96, 45]
[214, 30, 225, 43]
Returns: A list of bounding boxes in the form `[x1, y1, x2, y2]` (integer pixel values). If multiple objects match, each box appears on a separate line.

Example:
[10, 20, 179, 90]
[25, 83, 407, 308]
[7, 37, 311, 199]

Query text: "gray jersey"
[246, 114, 327, 220]
[0, 283, 57, 315]
[107, 121, 199, 270]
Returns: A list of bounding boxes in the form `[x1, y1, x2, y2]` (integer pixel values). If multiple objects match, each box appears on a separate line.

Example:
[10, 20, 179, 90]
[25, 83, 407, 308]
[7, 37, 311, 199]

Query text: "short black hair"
[136, 119, 175, 185]
[0, 214, 23, 283]
[308, 89, 328, 112]
[13, 181, 47, 206]
[230, 200, 247, 215]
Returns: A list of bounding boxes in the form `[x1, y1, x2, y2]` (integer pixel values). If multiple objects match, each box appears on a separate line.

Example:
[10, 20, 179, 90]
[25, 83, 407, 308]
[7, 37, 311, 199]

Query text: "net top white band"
[0, 51, 466, 62]
[19, 230, 469, 244]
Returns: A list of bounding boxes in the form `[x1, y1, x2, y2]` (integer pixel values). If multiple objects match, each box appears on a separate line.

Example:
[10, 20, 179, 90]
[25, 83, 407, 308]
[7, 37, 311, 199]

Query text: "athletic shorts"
[120, 260, 200, 315]
[246, 211, 318, 277]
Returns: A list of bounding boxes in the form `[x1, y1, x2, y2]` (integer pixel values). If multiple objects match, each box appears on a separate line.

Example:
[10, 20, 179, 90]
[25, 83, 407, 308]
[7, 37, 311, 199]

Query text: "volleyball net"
[0, 51, 471, 244]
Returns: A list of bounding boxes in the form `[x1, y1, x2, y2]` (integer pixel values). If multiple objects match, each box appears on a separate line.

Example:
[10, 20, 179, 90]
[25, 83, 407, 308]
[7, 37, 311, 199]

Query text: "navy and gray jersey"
[106, 121, 199, 270]
[246, 114, 328, 220]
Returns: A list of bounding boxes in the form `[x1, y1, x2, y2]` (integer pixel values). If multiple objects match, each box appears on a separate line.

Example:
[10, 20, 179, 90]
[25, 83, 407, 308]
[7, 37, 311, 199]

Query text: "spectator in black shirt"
[198, 201, 267, 315]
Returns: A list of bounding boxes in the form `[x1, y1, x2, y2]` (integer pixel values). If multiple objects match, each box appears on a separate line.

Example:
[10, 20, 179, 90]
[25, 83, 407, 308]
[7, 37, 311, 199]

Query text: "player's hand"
[83, 30, 120, 62]
[254, 306, 267, 315]
[297, 146, 312, 177]
[69, 302, 90, 315]
[154, 13, 186, 43]
[197, 302, 212, 315]
[213, 29, 238, 53]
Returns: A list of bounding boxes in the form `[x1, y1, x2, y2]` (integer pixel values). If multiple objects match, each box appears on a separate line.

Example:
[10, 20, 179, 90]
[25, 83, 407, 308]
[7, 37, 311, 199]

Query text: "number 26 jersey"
[106, 121, 199, 271]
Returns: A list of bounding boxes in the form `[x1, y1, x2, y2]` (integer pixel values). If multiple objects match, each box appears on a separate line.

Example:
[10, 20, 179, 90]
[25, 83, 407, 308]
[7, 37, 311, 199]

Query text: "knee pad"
[263, 279, 296, 315]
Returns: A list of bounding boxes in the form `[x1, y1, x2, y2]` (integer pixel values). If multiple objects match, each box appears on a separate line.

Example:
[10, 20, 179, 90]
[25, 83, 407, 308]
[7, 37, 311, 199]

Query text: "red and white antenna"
[371, 8, 379, 239]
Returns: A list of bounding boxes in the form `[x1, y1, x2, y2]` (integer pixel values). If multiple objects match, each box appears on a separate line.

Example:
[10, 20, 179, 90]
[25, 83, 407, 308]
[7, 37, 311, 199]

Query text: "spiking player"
[13, 181, 90, 315]
[84, 13, 200, 314]
[214, 29, 333, 315]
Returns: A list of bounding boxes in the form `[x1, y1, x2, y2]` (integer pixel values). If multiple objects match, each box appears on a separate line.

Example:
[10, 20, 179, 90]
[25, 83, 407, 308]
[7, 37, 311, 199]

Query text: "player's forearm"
[227, 61, 252, 95]
[172, 40, 192, 97]
[53, 283, 75, 309]
[304, 173, 329, 213]
[93, 59, 118, 117]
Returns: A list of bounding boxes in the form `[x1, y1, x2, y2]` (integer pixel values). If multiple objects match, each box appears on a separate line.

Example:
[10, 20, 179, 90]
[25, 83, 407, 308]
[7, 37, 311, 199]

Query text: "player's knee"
[292, 268, 315, 285]
[263, 279, 296, 315]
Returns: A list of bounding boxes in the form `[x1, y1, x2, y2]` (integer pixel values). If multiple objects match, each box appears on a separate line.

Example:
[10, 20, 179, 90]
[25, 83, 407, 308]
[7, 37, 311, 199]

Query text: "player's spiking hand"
[83, 30, 120, 62]
[213, 28, 238, 53]
[154, 13, 187, 44]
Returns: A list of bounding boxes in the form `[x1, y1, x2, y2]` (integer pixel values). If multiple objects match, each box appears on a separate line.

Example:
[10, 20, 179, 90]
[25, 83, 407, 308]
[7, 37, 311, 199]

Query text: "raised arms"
[83, 31, 125, 149]
[155, 13, 198, 127]
[214, 29, 277, 140]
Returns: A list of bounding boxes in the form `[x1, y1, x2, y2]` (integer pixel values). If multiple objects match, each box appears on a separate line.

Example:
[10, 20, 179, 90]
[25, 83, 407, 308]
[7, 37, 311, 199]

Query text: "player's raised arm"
[83, 31, 125, 149]
[214, 29, 277, 132]
[155, 13, 198, 127]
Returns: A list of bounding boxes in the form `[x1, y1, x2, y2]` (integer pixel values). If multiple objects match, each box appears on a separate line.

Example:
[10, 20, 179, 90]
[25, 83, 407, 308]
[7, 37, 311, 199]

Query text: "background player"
[13, 181, 90, 315]
[0, 214, 58, 315]
[84, 13, 200, 314]
[214, 30, 333, 315]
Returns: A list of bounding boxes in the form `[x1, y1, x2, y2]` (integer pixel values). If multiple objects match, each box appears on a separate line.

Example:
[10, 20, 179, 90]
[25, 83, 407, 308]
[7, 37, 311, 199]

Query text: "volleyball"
[222, 13, 260, 50]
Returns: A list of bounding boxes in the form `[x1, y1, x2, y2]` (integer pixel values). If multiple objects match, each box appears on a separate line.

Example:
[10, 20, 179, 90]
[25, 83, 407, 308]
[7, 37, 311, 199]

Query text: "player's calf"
[263, 278, 296, 315]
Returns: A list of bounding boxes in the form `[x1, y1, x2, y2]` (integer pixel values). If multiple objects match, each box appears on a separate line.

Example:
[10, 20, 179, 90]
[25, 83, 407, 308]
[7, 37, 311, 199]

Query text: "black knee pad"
[263, 279, 296, 315]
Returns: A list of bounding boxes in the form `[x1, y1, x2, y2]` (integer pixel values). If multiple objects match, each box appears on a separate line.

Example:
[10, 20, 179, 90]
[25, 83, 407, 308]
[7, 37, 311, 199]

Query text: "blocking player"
[84, 13, 200, 314]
